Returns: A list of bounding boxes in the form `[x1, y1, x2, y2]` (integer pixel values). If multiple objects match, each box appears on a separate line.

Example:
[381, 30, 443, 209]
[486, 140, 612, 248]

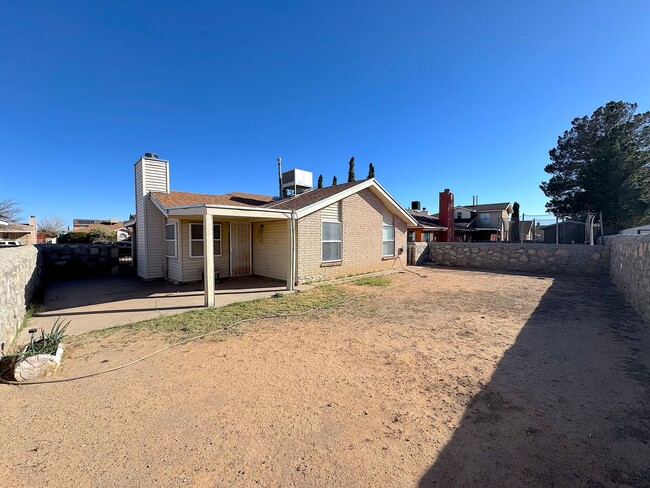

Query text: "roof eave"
[294, 179, 418, 226]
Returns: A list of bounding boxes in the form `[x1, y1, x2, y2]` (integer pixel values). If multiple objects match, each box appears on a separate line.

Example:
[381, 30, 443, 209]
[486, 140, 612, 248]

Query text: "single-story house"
[74, 221, 132, 241]
[406, 209, 447, 243]
[0, 216, 37, 246]
[133, 154, 416, 305]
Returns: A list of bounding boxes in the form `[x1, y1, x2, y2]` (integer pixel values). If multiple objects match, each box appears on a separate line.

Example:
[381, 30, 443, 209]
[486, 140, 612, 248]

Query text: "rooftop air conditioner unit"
[282, 169, 313, 196]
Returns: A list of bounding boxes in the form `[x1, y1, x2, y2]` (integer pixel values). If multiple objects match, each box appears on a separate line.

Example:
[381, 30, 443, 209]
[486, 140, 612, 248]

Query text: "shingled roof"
[407, 210, 447, 230]
[263, 180, 369, 211]
[149, 179, 417, 225]
[461, 202, 511, 212]
[151, 191, 275, 209]
[151, 181, 370, 212]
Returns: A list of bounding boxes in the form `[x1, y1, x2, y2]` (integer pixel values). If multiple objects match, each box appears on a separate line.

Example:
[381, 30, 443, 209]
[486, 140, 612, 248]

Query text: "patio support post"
[203, 214, 215, 307]
[286, 212, 296, 291]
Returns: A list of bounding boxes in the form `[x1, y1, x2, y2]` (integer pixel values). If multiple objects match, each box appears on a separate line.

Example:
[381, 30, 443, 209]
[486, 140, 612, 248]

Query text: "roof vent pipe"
[277, 157, 283, 198]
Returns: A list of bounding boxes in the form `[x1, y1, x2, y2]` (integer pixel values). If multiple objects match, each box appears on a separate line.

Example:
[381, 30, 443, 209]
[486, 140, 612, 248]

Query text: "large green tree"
[540, 101, 650, 230]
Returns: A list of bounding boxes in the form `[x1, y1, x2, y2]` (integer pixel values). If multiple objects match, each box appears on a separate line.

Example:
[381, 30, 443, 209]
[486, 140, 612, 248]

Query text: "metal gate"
[230, 222, 252, 276]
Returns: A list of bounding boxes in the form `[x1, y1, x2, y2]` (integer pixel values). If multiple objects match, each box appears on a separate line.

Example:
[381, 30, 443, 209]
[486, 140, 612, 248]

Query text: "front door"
[230, 222, 252, 276]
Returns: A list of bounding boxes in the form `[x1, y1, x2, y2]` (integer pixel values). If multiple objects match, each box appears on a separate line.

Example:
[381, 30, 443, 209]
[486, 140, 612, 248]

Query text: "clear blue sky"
[1, 1, 649, 226]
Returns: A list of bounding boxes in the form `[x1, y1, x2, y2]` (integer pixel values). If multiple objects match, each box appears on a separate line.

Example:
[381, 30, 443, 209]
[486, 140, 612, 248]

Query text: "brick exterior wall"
[296, 188, 408, 283]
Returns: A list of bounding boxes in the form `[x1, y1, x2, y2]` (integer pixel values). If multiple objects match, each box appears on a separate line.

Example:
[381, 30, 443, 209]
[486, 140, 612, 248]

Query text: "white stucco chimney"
[29, 216, 37, 244]
[134, 153, 170, 279]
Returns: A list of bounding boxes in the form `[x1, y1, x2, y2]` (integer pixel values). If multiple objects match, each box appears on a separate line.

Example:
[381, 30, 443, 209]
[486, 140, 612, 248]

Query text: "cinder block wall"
[296, 189, 408, 282]
[0, 246, 41, 349]
[607, 235, 650, 324]
[427, 242, 610, 276]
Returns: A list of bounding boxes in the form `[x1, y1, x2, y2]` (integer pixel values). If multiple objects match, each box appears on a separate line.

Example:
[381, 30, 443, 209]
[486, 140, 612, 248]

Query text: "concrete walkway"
[21, 275, 300, 340]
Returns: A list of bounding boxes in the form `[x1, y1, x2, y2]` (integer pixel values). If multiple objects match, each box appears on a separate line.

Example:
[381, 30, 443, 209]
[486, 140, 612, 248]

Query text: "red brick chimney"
[439, 189, 455, 242]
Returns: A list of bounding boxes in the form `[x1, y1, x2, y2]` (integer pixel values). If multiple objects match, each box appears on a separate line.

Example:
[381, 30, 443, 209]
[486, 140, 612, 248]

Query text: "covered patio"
[150, 197, 298, 307]
[21, 274, 300, 340]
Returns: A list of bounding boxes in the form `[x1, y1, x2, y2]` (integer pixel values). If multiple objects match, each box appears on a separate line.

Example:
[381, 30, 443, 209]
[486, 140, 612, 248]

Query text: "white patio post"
[286, 214, 296, 291]
[203, 213, 215, 307]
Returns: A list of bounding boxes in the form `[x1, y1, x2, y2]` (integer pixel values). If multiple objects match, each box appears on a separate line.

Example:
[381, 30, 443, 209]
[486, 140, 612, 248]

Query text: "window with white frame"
[322, 221, 342, 262]
[322, 202, 342, 262]
[165, 222, 177, 258]
[382, 220, 395, 256]
[189, 223, 222, 258]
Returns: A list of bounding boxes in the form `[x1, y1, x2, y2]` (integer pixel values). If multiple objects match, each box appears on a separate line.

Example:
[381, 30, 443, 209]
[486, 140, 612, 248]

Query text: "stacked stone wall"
[0, 246, 41, 348]
[606, 235, 650, 324]
[37, 243, 119, 279]
[427, 242, 609, 276]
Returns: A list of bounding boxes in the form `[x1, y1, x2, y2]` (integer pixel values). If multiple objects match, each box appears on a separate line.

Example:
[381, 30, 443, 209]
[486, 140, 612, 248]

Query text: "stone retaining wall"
[606, 235, 650, 324]
[427, 242, 610, 276]
[37, 243, 120, 279]
[0, 246, 41, 348]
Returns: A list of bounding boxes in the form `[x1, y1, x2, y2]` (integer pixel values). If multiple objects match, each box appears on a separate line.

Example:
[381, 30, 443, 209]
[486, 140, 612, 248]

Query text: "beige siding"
[145, 198, 165, 278]
[252, 220, 288, 281]
[296, 188, 408, 283]
[134, 157, 169, 280]
[321, 202, 341, 221]
[135, 162, 146, 278]
[177, 219, 230, 282]
[143, 160, 169, 193]
[166, 219, 182, 283]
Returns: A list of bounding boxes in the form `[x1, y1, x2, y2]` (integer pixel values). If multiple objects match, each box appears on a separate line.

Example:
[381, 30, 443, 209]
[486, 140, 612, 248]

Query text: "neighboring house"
[406, 203, 447, 243]
[73, 218, 122, 231]
[620, 224, 650, 235]
[0, 216, 37, 246]
[417, 196, 513, 242]
[74, 222, 132, 241]
[133, 154, 416, 305]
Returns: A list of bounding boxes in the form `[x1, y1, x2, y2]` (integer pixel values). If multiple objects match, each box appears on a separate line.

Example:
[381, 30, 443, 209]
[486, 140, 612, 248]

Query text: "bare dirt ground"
[2, 267, 649, 487]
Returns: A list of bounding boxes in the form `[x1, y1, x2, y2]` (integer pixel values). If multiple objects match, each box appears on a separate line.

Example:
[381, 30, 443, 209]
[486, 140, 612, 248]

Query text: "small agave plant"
[19, 317, 70, 361]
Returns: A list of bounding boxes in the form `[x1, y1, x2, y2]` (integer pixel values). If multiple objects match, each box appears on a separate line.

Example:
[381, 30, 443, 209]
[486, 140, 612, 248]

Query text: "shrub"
[58, 232, 92, 243]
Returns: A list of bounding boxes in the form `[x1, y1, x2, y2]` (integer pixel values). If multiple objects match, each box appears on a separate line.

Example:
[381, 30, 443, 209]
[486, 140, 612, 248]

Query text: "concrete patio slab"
[21, 275, 300, 340]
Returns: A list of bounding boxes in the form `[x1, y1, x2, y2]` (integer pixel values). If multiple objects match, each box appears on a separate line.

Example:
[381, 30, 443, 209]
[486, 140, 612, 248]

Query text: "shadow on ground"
[37, 275, 286, 313]
[419, 276, 650, 487]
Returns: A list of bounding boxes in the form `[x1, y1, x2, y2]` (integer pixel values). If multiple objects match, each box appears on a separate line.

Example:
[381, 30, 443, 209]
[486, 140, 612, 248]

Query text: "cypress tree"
[332, 176, 338, 186]
[347, 157, 355, 182]
[317, 174, 323, 188]
[367, 163, 375, 179]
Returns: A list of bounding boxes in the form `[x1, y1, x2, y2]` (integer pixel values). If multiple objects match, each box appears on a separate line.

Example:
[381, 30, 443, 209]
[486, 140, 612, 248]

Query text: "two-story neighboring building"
[409, 196, 513, 242]
[453, 202, 513, 241]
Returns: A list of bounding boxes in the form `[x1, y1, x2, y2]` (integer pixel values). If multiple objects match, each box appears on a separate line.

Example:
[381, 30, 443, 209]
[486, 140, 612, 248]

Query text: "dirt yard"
[2, 267, 649, 487]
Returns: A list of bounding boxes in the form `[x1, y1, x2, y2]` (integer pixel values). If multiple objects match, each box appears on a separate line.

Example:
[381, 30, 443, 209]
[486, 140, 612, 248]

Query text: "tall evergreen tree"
[367, 163, 375, 179]
[317, 174, 323, 188]
[347, 157, 355, 182]
[510, 202, 520, 242]
[541, 101, 650, 230]
[332, 176, 338, 186]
